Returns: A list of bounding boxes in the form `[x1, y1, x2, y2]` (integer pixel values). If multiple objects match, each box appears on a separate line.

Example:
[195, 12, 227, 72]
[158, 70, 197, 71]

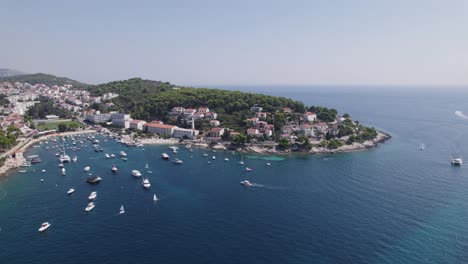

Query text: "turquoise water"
[2, 88, 468, 263]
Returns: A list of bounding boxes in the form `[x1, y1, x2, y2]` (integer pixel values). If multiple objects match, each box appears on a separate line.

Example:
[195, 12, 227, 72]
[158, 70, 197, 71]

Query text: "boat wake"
[455, 111, 468, 119]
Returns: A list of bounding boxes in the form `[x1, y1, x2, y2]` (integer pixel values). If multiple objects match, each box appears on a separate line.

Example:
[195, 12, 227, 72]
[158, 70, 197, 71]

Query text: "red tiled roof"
[145, 123, 175, 129]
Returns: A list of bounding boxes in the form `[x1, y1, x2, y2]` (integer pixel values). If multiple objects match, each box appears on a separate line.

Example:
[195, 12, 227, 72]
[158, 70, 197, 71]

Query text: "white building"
[173, 127, 199, 139]
[130, 119, 147, 130]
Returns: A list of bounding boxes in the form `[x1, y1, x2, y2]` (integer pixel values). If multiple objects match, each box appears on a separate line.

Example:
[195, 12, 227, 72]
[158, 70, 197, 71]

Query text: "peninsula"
[0, 72, 390, 172]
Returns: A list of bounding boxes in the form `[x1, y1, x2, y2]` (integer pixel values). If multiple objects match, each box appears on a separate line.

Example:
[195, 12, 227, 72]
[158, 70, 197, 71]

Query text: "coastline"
[0, 130, 96, 177]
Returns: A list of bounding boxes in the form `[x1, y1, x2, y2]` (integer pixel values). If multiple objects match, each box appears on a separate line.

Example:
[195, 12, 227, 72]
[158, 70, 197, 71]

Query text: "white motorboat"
[38, 222, 51, 232]
[61, 168, 66, 175]
[59, 151, 71, 162]
[246, 167, 253, 172]
[105, 153, 110, 159]
[84, 166, 91, 172]
[212, 156, 216, 160]
[110, 154, 116, 158]
[72, 156, 78, 162]
[88, 191, 97, 200]
[266, 163, 271, 166]
[145, 163, 149, 169]
[85, 202, 95, 212]
[162, 153, 169, 160]
[132, 170, 142, 177]
[67, 188, 75, 195]
[119, 205, 125, 214]
[142, 178, 151, 189]
[120, 151, 127, 157]
[58, 163, 64, 168]
[452, 157, 463, 166]
[224, 158, 229, 161]
[240, 180, 254, 187]
[153, 194, 158, 202]
[111, 165, 118, 173]
[185, 144, 192, 149]
[41, 169, 46, 173]
[203, 153, 208, 157]
[40, 178, 44, 182]
[239, 161, 244, 165]
[172, 158, 183, 165]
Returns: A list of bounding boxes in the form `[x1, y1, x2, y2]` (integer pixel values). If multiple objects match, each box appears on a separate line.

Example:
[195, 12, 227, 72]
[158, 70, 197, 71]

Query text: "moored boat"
[142, 178, 151, 189]
[85, 202, 95, 212]
[84, 166, 91, 172]
[131, 170, 142, 177]
[111, 165, 118, 173]
[38, 222, 51, 232]
[162, 153, 169, 160]
[240, 180, 254, 187]
[67, 188, 75, 195]
[172, 158, 183, 165]
[86, 176, 102, 184]
[88, 191, 97, 200]
[452, 157, 463, 166]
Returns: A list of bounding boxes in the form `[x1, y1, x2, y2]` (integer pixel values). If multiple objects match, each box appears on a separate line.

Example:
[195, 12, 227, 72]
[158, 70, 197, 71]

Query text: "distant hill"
[0, 73, 91, 88]
[0, 68, 26, 78]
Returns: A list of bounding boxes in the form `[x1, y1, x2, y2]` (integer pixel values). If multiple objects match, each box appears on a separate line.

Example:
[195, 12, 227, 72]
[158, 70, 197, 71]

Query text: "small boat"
[85, 202, 95, 212]
[142, 178, 151, 189]
[59, 154, 71, 163]
[111, 165, 118, 173]
[145, 163, 149, 169]
[224, 158, 229, 161]
[72, 156, 78, 162]
[452, 157, 463, 166]
[67, 188, 75, 195]
[58, 163, 64, 168]
[239, 161, 244, 165]
[172, 158, 183, 165]
[40, 178, 44, 182]
[246, 167, 253, 172]
[212, 156, 216, 160]
[266, 163, 271, 166]
[153, 194, 158, 202]
[162, 153, 169, 160]
[240, 180, 254, 187]
[84, 166, 91, 172]
[132, 170, 142, 177]
[173, 149, 177, 154]
[203, 153, 208, 157]
[147, 171, 153, 174]
[120, 151, 127, 157]
[61, 168, 66, 175]
[41, 169, 46, 173]
[88, 191, 97, 200]
[30, 157, 42, 164]
[119, 205, 125, 214]
[185, 144, 192, 149]
[110, 154, 116, 158]
[18, 170, 27, 173]
[38, 222, 51, 232]
[99, 148, 104, 152]
[419, 144, 425, 150]
[105, 153, 110, 159]
[86, 176, 102, 184]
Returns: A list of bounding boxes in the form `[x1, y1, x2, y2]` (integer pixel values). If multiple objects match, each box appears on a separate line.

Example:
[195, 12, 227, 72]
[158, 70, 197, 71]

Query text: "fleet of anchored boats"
[30, 134, 268, 234]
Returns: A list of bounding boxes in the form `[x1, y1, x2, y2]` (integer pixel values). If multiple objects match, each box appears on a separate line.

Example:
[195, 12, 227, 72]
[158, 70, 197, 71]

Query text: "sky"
[1, 0, 468, 86]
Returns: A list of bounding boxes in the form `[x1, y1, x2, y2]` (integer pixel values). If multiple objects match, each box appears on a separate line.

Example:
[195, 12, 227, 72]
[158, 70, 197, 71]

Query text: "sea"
[1, 87, 468, 264]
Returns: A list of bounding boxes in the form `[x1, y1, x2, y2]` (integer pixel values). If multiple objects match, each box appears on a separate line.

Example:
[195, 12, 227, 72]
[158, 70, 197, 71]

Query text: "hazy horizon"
[2, 0, 468, 87]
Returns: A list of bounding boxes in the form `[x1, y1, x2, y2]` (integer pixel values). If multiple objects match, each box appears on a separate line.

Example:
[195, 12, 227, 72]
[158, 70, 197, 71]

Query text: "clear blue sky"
[2, 0, 467, 86]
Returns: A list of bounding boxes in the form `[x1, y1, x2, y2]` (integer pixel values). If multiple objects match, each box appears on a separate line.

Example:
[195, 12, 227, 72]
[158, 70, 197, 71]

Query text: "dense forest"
[27, 96, 73, 119]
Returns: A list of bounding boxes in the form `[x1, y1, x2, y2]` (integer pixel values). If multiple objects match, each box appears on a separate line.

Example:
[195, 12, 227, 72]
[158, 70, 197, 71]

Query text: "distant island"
[0, 71, 390, 166]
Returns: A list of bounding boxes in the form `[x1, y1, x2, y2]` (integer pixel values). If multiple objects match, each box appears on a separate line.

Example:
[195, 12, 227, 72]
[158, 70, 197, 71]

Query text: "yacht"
[61, 167, 66, 175]
[111, 165, 118, 173]
[132, 170, 142, 177]
[142, 178, 151, 189]
[120, 151, 127, 157]
[105, 153, 110, 159]
[30, 157, 42, 164]
[38, 222, 51, 232]
[88, 191, 97, 200]
[162, 153, 169, 160]
[84, 166, 91, 172]
[59, 154, 71, 163]
[452, 157, 463, 166]
[67, 188, 75, 195]
[119, 205, 125, 214]
[85, 202, 95, 212]
[86, 176, 102, 184]
[240, 180, 254, 187]
[172, 158, 183, 165]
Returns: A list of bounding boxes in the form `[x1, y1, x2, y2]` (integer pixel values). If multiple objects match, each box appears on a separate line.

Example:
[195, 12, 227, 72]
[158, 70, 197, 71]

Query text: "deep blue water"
[2, 87, 468, 264]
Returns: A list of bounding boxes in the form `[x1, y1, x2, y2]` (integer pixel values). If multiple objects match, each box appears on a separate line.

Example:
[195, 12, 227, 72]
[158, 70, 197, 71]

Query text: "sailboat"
[145, 163, 149, 169]
[239, 153, 244, 165]
[224, 152, 229, 161]
[119, 205, 125, 214]
[153, 194, 158, 202]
